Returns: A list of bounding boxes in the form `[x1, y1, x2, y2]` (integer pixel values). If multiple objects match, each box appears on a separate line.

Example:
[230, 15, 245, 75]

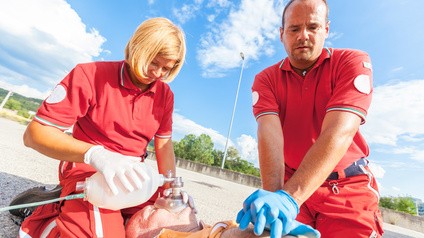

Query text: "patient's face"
[125, 205, 305, 238]
[126, 205, 200, 238]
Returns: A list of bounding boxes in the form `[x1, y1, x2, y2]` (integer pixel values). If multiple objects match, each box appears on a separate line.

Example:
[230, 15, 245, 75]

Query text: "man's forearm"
[257, 115, 285, 191]
[283, 111, 361, 205]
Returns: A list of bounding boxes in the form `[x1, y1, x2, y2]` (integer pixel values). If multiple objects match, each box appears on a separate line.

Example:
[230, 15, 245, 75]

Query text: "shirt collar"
[119, 61, 158, 94]
[279, 47, 332, 72]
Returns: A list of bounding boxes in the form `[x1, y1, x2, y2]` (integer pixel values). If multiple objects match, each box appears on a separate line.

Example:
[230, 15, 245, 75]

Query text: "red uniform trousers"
[285, 163, 384, 238]
[19, 165, 161, 238]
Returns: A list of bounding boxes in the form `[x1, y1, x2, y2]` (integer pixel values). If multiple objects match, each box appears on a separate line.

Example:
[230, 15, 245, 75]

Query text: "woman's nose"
[151, 66, 169, 79]
[151, 68, 162, 78]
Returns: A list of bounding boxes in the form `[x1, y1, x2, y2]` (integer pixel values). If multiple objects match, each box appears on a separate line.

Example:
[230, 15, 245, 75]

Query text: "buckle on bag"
[327, 158, 368, 180]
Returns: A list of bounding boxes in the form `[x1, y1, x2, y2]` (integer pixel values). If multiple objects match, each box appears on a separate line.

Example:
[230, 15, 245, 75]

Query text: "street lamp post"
[221, 52, 245, 169]
[0, 90, 13, 111]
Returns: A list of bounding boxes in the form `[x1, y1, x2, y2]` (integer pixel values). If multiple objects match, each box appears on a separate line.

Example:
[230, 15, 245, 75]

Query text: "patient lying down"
[125, 205, 311, 238]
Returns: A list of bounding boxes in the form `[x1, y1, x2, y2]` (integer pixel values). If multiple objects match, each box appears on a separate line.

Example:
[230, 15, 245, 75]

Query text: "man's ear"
[279, 27, 284, 43]
[324, 20, 330, 38]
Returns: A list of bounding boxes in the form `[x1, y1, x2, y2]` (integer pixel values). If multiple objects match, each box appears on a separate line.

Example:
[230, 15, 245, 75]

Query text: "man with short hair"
[237, 0, 383, 237]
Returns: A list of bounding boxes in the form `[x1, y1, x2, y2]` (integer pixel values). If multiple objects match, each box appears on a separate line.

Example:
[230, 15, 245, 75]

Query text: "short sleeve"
[35, 64, 93, 130]
[326, 50, 373, 124]
[252, 65, 281, 120]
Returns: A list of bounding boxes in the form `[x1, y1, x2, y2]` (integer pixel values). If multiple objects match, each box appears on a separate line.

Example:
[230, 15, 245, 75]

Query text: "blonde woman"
[14, 17, 187, 237]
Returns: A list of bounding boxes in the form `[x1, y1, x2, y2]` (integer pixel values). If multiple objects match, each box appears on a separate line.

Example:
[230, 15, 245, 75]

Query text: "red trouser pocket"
[295, 166, 384, 238]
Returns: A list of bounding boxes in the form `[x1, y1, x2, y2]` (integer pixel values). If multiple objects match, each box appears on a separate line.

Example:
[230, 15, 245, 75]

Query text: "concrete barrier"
[174, 157, 262, 188]
[380, 207, 424, 233]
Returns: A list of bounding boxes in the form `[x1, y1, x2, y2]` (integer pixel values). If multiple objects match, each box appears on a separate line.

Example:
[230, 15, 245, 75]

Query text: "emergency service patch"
[353, 74, 371, 94]
[46, 84, 66, 104]
[252, 91, 259, 106]
[363, 61, 372, 70]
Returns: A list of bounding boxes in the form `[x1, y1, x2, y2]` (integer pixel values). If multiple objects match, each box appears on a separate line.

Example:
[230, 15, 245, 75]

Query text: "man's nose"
[297, 28, 310, 41]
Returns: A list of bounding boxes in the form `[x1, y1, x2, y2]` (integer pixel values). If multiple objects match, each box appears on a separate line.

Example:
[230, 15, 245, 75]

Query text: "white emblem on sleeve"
[363, 61, 372, 70]
[353, 74, 371, 94]
[252, 91, 259, 106]
[46, 85, 67, 104]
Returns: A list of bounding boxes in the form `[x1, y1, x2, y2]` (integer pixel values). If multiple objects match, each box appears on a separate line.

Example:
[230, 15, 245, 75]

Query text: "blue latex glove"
[289, 220, 321, 237]
[236, 189, 320, 238]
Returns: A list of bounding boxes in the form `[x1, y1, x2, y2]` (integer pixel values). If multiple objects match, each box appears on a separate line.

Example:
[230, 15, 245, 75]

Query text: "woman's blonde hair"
[125, 17, 186, 83]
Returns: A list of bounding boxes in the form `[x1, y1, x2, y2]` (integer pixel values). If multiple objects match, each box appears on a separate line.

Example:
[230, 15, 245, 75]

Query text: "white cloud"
[173, 2, 203, 24]
[0, 80, 48, 100]
[172, 113, 229, 149]
[173, 111, 260, 166]
[173, 0, 232, 24]
[392, 146, 417, 155]
[374, 159, 408, 169]
[205, 0, 234, 23]
[368, 162, 385, 179]
[173, 113, 260, 165]
[0, 0, 105, 99]
[236, 134, 258, 165]
[325, 31, 343, 47]
[197, 0, 284, 78]
[363, 79, 424, 163]
[327, 32, 343, 41]
[206, 0, 232, 8]
[368, 162, 385, 196]
[390, 66, 403, 73]
[410, 149, 424, 163]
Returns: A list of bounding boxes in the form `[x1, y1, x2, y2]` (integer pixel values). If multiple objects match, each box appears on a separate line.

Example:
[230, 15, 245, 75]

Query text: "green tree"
[379, 197, 396, 210]
[225, 146, 240, 160]
[225, 158, 260, 177]
[212, 149, 224, 166]
[174, 134, 260, 177]
[0, 87, 42, 120]
[222, 146, 260, 177]
[174, 134, 214, 165]
[395, 197, 416, 215]
[211, 146, 240, 167]
[5, 98, 22, 111]
[174, 134, 196, 160]
[379, 196, 417, 215]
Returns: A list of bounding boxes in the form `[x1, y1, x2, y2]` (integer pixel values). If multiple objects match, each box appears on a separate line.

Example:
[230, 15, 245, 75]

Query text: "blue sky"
[1, 0, 424, 201]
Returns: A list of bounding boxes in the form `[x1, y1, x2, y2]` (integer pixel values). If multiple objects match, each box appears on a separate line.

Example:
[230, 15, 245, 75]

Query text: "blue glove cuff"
[275, 190, 300, 214]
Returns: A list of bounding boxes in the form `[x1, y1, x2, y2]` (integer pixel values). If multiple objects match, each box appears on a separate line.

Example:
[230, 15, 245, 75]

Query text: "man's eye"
[309, 25, 320, 31]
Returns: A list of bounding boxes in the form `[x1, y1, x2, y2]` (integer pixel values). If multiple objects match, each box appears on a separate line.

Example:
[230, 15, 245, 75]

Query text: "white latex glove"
[163, 189, 197, 213]
[84, 145, 149, 195]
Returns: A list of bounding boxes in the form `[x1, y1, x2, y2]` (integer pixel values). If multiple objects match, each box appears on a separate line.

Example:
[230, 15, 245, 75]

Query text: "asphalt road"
[1, 117, 423, 238]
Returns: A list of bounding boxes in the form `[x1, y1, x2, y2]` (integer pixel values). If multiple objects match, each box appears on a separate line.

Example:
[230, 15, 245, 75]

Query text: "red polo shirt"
[252, 48, 373, 171]
[35, 61, 174, 158]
